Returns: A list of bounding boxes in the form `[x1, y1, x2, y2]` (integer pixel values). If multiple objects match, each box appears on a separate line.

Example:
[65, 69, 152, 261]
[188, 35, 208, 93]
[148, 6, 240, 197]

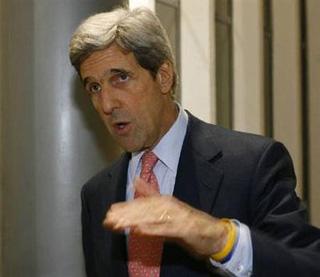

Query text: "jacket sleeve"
[249, 141, 320, 277]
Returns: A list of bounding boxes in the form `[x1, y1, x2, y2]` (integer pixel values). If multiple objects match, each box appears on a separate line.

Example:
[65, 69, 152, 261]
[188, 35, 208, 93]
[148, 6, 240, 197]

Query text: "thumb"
[134, 176, 160, 197]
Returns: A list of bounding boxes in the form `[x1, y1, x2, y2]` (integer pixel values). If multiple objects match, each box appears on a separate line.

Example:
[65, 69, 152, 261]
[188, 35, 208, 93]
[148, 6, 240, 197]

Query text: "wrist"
[210, 218, 238, 263]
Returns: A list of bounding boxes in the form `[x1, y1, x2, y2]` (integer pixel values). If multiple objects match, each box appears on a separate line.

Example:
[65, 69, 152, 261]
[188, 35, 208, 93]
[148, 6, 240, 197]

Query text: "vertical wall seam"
[263, 0, 274, 138]
[229, 0, 233, 129]
[300, 0, 310, 213]
[215, 0, 233, 129]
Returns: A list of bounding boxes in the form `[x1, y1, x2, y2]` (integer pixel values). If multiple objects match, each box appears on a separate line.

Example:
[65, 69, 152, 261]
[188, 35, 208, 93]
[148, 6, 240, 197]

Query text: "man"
[69, 7, 320, 277]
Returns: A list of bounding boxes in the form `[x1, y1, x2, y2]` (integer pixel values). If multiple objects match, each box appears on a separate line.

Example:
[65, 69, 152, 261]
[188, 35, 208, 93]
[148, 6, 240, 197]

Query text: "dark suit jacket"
[81, 113, 320, 277]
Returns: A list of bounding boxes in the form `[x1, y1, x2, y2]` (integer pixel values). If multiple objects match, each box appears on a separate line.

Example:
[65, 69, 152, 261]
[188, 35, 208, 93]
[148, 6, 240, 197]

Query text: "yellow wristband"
[211, 218, 237, 262]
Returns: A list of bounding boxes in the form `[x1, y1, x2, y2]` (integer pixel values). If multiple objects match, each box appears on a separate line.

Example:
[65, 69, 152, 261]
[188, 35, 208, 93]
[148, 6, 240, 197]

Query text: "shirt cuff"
[210, 221, 252, 277]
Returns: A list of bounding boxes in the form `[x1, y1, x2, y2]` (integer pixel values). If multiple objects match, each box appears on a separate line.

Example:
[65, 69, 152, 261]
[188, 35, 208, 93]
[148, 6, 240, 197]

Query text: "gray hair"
[69, 7, 177, 94]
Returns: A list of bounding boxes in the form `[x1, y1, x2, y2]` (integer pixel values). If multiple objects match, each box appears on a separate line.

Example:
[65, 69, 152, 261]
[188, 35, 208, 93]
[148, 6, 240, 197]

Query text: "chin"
[119, 143, 142, 153]
[116, 136, 148, 153]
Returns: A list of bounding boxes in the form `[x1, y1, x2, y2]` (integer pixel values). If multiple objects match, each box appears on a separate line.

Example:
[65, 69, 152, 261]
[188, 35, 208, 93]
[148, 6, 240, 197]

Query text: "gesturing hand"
[103, 177, 229, 258]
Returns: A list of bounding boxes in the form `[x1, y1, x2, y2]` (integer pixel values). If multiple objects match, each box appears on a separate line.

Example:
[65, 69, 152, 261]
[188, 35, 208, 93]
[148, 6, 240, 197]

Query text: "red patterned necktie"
[128, 151, 164, 277]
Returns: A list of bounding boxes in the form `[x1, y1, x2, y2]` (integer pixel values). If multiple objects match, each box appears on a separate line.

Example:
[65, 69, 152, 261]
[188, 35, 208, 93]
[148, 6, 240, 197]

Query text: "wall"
[272, 0, 303, 196]
[1, 0, 121, 276]
[307, 0, 320, 227]
[180, 0, 215, 123]
[233, 0, 264, 135]
[0, 0, 3, 274]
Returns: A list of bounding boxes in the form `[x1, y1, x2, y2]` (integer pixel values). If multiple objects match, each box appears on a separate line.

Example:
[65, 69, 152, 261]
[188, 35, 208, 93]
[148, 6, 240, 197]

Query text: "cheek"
[90, 96, 100, 111]
[135, 108, 159, 140]
[90, 97, 111, 127]
[91, 97, 105, 118]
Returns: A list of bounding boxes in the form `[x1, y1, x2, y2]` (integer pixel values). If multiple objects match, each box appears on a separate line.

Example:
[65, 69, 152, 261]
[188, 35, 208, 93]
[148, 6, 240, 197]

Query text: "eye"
[110, 71, 130, 85]
[87, 82, 102, 94]
[118, 72, 129, 82]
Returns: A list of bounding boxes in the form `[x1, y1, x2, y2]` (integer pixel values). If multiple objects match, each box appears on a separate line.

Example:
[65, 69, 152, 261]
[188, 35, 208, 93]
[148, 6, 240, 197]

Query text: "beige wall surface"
[0, 0, 3, 274]
[180, 0, 215, 123]
[272, 0, 303, 197]
[307, 0, 320, 227]
[233, 0, 264, 135]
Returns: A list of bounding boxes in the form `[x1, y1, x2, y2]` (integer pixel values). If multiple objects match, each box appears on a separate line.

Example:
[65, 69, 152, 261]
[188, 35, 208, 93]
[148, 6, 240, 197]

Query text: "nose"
[99, 86, 120, 115]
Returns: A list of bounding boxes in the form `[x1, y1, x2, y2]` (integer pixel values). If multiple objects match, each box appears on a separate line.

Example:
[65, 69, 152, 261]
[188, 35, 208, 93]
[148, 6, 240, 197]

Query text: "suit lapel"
[107, 152, 130, 277]
[161, 114, 225, 276]
[173, 113, 224, 214]
[107, 152, 130, 202]
[192, 152, 224, 213]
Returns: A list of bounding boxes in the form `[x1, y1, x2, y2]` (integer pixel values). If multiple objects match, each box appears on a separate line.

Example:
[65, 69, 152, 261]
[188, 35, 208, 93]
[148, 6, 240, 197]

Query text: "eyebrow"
[82, 77, 92, 88]
[109, 68, 130, 75]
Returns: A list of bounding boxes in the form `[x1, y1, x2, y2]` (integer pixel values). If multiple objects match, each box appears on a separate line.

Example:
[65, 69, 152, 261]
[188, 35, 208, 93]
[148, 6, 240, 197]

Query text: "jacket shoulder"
[188, 113, 276, 155]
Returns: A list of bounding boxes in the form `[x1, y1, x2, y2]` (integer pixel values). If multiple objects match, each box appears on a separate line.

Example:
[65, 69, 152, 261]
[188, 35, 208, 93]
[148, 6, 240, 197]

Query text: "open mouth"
[113, 122, 131, 134]
[117, 123, 126, 129]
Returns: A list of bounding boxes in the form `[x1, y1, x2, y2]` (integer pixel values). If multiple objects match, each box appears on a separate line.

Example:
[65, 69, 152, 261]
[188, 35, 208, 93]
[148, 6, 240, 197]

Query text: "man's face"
[80, 43, 175, 152]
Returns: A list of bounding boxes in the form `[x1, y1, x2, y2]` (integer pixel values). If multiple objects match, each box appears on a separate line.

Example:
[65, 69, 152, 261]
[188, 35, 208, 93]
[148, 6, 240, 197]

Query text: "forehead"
[79, 43, 140, 79]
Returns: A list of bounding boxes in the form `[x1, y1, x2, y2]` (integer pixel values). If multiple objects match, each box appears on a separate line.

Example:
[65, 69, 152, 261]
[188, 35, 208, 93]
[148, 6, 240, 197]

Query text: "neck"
[161, 100, 179, 136]
[145, 100, 179, 152]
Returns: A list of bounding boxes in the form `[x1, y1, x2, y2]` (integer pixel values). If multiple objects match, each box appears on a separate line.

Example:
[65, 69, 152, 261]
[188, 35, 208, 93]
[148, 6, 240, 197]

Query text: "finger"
[103, 196, 183, 233]
[103, 197, 160, 229]
[103, 201, 134, 230]
[104, 209, 131, 231]
[134, 222, 170, 235]
[134, 176, 160, 197]
[131, 219, 181, 239]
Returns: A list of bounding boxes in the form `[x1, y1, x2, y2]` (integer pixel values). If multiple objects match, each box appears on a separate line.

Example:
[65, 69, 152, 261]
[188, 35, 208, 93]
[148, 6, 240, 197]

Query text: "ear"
[157, 61, 174, 94]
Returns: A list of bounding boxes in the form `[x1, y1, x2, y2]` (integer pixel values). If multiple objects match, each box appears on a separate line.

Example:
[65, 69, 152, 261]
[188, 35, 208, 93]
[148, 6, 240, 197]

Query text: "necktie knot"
[141, 151, 158, 175]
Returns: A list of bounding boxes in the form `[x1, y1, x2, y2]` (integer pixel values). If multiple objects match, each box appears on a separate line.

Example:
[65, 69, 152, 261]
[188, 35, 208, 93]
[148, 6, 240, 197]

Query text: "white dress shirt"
[126, 105, 252, 276]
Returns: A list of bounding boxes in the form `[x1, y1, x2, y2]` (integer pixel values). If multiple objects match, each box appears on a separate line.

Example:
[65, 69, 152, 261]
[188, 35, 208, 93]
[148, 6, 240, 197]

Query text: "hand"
[103, 177, 229, 258]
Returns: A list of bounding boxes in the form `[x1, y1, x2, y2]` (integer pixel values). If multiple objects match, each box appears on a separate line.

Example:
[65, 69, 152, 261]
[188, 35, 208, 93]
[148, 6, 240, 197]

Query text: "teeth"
[117, 123, 126, 129]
